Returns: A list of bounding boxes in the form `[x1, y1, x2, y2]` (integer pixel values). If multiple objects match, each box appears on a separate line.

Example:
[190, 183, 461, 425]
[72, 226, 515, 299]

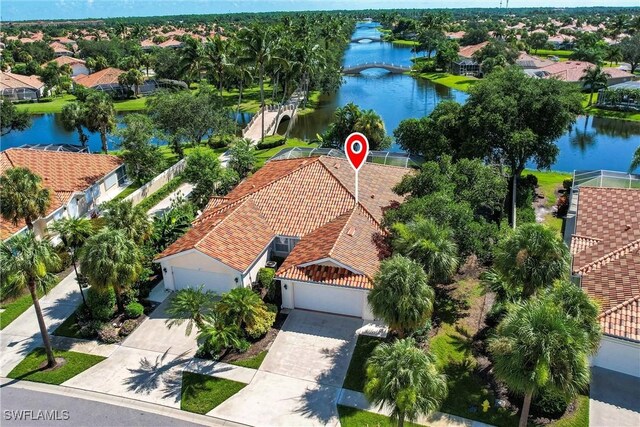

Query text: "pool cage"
[269, 147, 424, 168]
[563, 169, 640, 246]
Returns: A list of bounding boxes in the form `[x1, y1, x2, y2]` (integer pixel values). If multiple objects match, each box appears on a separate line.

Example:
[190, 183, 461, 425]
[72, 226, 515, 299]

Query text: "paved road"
[1, 385, 207, 427]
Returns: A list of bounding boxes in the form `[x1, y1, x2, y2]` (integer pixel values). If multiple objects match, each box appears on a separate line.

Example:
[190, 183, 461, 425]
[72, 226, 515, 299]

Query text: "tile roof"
[599, 296, 640, 342]
[0, 72, 44, 90]
[535, 61, 634, 82]
[158, 156, 409, 287]
[570, 187, 640, 341]
[277, 265, 374, 289]
[458, 42, 489, 59]
[74, 67, 125, 88]
[0, 148, 123, 239]
[49, 56, 86, 67]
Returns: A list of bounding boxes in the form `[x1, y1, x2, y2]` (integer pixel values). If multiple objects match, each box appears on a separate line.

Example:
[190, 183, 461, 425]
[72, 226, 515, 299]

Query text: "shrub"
[257, 268, 276, 298]
[236, 338, 251, 353]
[124, 301, 144, 319]
[256, 138, 285, 150]
[119, 319, 138, 336]
[245, 307, 276, 339]
[556, 194, 570, 217]
[410, 319, 432, 343]
[78, 320, 104, 339]
[86, 288, 116, 322]
[531, 387, 571, 418]
[97, 325, 120, 343]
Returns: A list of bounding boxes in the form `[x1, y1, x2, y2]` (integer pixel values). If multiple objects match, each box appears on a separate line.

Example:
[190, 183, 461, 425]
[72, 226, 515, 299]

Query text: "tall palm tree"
[489, 297, 594, 427]
[165, 286, 218, 336]
[493, 223, 571, 298]
[391, 216, 459, 284]
[365, 338, 448, 427]
[353, 109, 390, 150]
[204, 35, 232, 96]
[0, 167, 50, 231]
[83, 92, 115, 153]
[580, 65, 610, 106]
[102, 199, 152, 244]
[0, 233, 61, 368]
[239, 25, 275, 142]
[630, 146, 640, 173]
[78, 228, 142, 313]
[60, 102, 88, 148]
[368, 255, 434, 338]
[178, 36, 205, 84]
[48, 217, 94, 305]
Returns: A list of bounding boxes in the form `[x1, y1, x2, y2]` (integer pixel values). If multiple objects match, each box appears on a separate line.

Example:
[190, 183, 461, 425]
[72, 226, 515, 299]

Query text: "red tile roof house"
[0, 72, 45, 101]
[568, 187, 640, 377]
[525, 61, 636, 86]
[0, 148, 127, 241]
[47, 56, 89, 77]
[155, 156, 411, 319]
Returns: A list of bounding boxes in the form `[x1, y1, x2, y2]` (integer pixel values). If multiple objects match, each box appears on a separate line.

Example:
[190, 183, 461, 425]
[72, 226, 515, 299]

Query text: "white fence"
[124, 158, 186, 206]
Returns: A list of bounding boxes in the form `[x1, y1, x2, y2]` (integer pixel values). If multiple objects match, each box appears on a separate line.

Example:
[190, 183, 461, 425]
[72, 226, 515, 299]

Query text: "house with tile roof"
[567, 186, 640, 377]
[451, 41, 489, 77]
[0, 71, 44, 101]
[0, 148, 127, 241]
[74, 67, 126, 93]
[48, 56, 89, 77]
[155, 156, 411, 319]
[524, 61, 636, 85]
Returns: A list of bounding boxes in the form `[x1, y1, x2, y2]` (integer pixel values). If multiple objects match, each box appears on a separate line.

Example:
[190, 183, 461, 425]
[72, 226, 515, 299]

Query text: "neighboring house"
[0, 71, 44, 101]
[0, 147, 127, 241]
[548, 34, 575, 48]
[158, 39, 183, 49]
[524, 61, 636, 85]
[567, 186, 640, 377]
[445, 31, 465, 40]
[451, 41, 488, 76]
[515, 52, 554, 69]
[156, 156, 411, 319]
[49, 41, 73, 57]
[48, 56, 89, 77]
[74, 67, 126, 94]
[140, 39, 156, 50]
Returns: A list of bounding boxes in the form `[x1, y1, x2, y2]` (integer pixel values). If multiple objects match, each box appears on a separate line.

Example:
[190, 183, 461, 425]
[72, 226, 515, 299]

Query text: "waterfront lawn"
[255, 137, 317, 168]
[7, 348, 105, 385]
[338, 405, 424, 427]
[229, 351, 267, 369]
[16, 94, 149, 114]
[391, 39, 419, 46]
[181, 371, 246, 414]
[417, 72, 478, 92]
[221, 83, 276, 114]
[526, 169, 572, 235]
[343, 335, 386, 392]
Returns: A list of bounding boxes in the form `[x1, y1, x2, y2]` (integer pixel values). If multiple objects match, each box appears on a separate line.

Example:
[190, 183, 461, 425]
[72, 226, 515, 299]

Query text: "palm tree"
[102, 199, 152, 244]
[204, 35, 232, 96]
[83, 92, 115, 153]
[178, 36, 205, 83]
[60, 102, 88, 148]
[197, 315, 245, 355]
[493, 223, 571, 298]
[0, 233, 61, 368]
[630, 146, 640, 173]
[118, 69, 145, 97]
[391, 216, 459, 284]
[365, 338, 448, 427]
[48, 217, 94, 305]
[580, 65, 610, 106]
[0, 167, 50, 231]
[488, 297, 594, 427]
[368, 255, 434, 338]
[216, 287, 263, 329]
[78, 228, 142, 313]
[165, 286, 218, 336]
[239, 25, 275, 142]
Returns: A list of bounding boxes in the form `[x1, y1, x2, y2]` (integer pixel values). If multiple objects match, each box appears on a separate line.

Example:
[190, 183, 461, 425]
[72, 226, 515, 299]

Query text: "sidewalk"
[0, 271, 83, 376]
[146, 182, 194, 217]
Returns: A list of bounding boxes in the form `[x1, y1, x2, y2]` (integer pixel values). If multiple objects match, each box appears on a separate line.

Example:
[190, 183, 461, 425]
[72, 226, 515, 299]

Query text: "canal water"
[1, 22, 638, 173]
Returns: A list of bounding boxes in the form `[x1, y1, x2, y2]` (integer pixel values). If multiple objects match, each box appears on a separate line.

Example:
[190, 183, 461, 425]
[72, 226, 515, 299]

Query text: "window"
[104, 173, 118, 190]
[274, 237, 289, 253]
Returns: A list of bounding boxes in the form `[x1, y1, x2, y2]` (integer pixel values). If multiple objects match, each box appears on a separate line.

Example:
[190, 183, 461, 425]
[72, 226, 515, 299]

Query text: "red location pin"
[345, 132, 369, 172]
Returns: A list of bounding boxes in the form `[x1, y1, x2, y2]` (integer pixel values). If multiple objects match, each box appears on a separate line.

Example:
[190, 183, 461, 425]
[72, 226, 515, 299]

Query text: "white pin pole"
[355, 170, 359, 204]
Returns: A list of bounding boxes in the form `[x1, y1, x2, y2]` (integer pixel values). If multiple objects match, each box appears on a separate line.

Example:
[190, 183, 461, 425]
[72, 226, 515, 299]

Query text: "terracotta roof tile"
[599, 296, 640, 342]
[458, 41, 489, 59]
[278, 265, 373, 290]
[570, 234, 602, 255]
[49, 56, 85, 66]
[74, 67, 125, 88]
[0, 72, 44, 90]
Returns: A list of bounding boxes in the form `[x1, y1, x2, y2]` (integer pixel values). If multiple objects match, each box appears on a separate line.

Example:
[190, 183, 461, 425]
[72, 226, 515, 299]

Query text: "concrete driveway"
[590, 367, 640, 427]
[122, 295, 198, 357]
[210, 310, 362, 426]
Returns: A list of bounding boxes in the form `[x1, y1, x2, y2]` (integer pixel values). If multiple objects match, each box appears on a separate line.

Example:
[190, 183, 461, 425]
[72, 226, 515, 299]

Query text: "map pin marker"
[345, 132, 369, 203]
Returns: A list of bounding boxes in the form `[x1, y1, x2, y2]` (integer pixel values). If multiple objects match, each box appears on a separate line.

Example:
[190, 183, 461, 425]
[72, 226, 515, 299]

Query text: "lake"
[1, 22, 639, 173]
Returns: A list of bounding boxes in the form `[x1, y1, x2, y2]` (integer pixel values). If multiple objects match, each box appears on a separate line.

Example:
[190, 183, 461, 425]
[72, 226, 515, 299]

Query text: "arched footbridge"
[350, 37, 383, 43]
[342, 62, 411, 74]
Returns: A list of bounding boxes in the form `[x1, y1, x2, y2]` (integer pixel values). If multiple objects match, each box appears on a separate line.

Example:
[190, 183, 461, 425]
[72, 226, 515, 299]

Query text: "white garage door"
[172, 267, 235, 294]
[293, 281, 364, 318]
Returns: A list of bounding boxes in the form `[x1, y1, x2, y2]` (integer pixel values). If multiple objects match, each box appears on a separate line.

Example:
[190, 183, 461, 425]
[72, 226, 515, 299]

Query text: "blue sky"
[1, 0, 638, 22]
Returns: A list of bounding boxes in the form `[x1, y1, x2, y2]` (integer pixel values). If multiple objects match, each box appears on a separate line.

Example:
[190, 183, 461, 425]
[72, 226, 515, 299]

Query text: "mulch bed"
[219, 311, 288, 364]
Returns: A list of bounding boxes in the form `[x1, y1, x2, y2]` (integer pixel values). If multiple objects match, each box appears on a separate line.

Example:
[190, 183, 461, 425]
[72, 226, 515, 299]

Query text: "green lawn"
[16, 94, 149, 114]
[343, 335, 386, 392]
[338, 405, 425, 427]
[52, 306, 84, 339]
[229, 351, 267, 369]
[534, 49, 574, 59]
[255, 137, 317, 168]
[7, 348, 105, 385]
[550, 395, 589, 427]
[417, 72, 478, 92]
[525, 169, 572, 236]
[136, 175, 185, 212]
[110, 181, 143, 202]
[391, 39, 419, 47]
[0, 278, 61, 330]
[180, 371, 246, 414]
